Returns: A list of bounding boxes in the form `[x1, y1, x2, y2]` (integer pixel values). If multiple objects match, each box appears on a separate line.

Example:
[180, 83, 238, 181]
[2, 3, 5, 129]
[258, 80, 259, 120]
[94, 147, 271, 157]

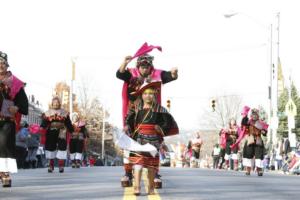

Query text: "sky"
[1, 0, 300, 130]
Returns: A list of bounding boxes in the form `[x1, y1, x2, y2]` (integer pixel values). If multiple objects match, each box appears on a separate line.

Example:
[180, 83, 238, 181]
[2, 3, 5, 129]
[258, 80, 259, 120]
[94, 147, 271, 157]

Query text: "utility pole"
[268, 24, 273, 145]
[271, 12, 280, 146]
[101, 105, 106, 163]
[70, 58, 76, 116]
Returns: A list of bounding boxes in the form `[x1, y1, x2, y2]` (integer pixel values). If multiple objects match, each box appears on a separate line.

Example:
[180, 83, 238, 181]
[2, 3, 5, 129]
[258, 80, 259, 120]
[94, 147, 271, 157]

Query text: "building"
[21, 95, 44, 125]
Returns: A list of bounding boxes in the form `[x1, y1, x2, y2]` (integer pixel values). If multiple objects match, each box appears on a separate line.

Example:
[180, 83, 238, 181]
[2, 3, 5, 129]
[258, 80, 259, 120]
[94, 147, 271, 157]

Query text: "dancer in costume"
[124, 81, 178, 195]
[239, 107, 268, 176]
[218, 128, 226, 169]
[190, 133, 203, 168]
[117, 42, 178, 187]
[70, 112, 88, 168]
[0, 51, 28, 187]
[224, 119, 239, 170]
[41, 96, 73, 173]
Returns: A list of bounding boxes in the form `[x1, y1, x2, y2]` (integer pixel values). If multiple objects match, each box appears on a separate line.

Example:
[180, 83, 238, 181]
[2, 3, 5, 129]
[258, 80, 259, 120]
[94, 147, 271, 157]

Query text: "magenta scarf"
[121, 67, 162, 126]
[10, 75, 24, 99]
[2, 72, 24, 99]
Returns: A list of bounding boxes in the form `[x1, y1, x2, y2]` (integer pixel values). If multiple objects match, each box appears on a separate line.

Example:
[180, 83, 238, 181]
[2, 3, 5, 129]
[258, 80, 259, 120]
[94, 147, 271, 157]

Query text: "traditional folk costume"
[41, 98, 73, 173]
[125, 81, 179, 195]
[232, 106, 269, 176]
[190, 135, 203, 168]
[116, 42, 177, 188]
[224, 120, 240, 170]
[218, 129, 226, 169]
[0, 51, 28, 187]
[70, 113, 88, 168]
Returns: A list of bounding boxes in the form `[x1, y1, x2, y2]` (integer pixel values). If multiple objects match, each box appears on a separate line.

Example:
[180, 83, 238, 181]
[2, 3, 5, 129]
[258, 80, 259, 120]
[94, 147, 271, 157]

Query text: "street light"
[224, 12, 275, 144]
[224, 12, 238, 18]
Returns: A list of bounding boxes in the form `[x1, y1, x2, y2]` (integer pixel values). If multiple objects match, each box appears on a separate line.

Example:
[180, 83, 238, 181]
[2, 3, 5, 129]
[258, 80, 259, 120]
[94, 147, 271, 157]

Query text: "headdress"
[131, 81, 161, 97]
[241, 105, 250, 117]
[0, 51, 9, 67]
[131, 42, 162, 60]
[136, 54, 154, 68]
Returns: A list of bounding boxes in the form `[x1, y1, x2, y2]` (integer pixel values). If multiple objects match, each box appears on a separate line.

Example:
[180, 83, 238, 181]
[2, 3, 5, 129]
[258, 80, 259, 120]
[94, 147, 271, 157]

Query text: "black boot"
[71, 160, 76, 168]
[76, 160, 81, 168]
[31, 161, 37, 169]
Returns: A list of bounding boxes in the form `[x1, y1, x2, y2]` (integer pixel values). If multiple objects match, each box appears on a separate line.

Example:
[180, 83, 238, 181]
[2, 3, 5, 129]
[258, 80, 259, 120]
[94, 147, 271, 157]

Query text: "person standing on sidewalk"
[26, 124, 40, 168]
[15, 122, 29, 169]
[212, 144, 221, 169]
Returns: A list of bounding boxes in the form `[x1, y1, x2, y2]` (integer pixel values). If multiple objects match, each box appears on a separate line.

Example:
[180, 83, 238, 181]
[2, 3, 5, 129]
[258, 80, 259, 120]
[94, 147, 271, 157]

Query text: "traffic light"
[166, 99, 171, 110]
[211, 99, 216, 111]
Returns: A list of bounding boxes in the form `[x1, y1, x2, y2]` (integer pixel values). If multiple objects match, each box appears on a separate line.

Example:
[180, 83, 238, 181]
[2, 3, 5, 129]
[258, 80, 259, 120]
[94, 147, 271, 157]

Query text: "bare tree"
[75, 77, 115, 158]
[200, 95, 243, 130]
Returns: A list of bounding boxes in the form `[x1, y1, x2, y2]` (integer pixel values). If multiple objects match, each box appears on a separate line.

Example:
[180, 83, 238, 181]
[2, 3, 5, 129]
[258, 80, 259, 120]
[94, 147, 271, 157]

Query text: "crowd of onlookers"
[263, 139, 300, 175]
[159, 135, 300, 176]
[16, 122, 46, 169]
[15, 121, 104, 169]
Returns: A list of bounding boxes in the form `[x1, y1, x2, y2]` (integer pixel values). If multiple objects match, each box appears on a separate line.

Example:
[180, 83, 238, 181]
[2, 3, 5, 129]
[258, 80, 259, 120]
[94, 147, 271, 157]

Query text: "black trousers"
[16, 146, 27, 169]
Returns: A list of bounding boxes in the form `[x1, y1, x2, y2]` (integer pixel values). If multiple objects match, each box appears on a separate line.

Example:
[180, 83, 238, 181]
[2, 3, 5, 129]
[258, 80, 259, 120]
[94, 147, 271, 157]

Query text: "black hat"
[0, 51, 9, 67]
[0, 51, 8, 62]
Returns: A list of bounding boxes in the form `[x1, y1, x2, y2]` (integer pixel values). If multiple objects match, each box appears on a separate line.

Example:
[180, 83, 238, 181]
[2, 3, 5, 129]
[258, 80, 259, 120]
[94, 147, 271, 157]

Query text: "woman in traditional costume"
[70, 112, 88, 168]
[41, 97, 73, 173]
[224, 119, 239, 170]
[242, 108, 268, 176]
[124, 81, 178, 195]
[0, 51, 28, 187]
[117, 42, 178, 187]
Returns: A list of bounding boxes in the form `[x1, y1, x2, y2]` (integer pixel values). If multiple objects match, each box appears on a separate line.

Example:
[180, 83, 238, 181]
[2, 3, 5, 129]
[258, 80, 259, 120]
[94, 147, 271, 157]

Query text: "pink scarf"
[3, 73, 24, 132]
[121, 67, 162, 126]
[3, 72, 24, 99]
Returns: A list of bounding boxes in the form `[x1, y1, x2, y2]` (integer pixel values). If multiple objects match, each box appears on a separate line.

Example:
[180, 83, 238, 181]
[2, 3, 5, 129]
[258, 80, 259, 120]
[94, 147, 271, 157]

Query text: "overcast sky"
[1, 0, 299, 129]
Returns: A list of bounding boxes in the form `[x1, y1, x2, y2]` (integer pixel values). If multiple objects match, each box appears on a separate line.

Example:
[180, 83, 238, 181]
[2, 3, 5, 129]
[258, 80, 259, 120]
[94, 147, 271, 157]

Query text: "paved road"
[0, 167, 299, 200]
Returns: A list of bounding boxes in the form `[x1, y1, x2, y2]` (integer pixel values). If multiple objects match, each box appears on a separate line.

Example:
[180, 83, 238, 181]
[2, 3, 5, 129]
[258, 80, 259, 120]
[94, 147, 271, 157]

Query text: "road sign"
[285, 99, 297, 117]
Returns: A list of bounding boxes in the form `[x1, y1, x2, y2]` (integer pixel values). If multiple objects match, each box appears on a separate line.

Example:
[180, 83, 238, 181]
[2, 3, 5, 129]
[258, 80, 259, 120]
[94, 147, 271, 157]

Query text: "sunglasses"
[138, 60, 152, 68]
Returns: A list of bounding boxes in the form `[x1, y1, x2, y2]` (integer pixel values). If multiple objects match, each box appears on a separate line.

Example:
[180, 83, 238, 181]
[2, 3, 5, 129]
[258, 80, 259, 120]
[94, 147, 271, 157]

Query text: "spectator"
[89, 156, 96, 167]
[212, 144, 221, 169]
[36, 145, 45, 168]
[15, 122, 29, 169]
[283, 138, 291, 156]
[275, 139, 284, 170]
[26, 124, 40, 168]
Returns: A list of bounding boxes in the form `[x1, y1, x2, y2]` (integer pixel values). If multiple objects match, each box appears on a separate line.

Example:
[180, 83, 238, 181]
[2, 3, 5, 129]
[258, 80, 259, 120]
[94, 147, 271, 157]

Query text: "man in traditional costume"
[241, 107, 268, 176]
[41, 97, 73, 173]
[124, 81, 178, 195]
[70, 112, 88, 168]
[0, 51, 28, 187]
[117, 42, 178, 187]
